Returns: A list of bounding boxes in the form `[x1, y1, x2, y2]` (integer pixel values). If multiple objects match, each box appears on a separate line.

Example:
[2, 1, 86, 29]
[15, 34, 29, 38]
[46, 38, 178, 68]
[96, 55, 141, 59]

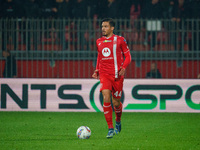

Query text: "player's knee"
[112, 100, 120, 108]
[103, 94, 111, 103]
[102, 90, 111, 103]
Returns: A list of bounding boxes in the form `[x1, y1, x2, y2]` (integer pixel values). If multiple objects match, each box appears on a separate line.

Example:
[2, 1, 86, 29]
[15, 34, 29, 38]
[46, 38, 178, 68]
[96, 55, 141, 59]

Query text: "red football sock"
[103, 102, 113, 129]
[114, 102, 122, 122]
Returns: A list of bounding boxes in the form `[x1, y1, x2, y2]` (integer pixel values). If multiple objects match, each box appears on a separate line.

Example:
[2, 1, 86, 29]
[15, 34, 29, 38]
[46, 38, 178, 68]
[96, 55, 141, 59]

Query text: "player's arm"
[119, 38, 131, 76]
[119, 51, 131, 76]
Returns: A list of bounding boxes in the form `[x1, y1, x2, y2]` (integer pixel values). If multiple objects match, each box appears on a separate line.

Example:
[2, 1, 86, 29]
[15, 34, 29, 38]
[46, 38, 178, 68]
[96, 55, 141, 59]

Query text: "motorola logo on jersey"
[102, 47, 111, 57]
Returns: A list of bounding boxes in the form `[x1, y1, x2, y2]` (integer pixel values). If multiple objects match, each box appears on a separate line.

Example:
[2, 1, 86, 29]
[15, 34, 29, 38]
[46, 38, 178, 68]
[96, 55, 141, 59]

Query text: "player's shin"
[103, 102, 114, 129]
[114, 102, 122, 134]
[114, 102, 122, 123]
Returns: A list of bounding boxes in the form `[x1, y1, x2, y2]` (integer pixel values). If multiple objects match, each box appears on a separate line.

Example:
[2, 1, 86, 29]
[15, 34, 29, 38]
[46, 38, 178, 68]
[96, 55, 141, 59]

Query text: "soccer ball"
[76, 126, 91, 139]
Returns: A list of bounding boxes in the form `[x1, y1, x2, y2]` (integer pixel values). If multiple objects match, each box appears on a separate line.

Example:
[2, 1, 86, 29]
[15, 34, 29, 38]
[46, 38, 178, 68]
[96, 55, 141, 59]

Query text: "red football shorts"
[99, 75, 124, 99]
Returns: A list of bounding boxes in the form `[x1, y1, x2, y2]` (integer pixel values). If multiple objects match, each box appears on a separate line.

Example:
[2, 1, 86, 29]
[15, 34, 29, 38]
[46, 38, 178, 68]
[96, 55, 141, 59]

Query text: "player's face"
[102, 21, 114, 37]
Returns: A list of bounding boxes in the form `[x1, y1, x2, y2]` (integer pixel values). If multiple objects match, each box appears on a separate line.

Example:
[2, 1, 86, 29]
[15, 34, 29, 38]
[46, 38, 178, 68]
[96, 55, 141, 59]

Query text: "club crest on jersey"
[103, 40, 112, 43]
[102, 47, 111, 57]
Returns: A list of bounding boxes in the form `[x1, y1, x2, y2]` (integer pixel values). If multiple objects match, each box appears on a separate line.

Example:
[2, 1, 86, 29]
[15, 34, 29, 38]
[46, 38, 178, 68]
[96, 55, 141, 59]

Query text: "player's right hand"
[92, 70, 99, 79]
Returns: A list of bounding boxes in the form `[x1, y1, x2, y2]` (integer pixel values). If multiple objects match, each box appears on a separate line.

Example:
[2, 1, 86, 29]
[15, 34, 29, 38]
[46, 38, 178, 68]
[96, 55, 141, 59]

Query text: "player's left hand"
[119, 67, 125, 76]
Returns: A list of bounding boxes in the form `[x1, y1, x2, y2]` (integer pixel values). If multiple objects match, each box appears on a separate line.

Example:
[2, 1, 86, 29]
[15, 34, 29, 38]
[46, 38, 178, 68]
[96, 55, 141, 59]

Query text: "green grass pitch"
[0, 112, 199, 150]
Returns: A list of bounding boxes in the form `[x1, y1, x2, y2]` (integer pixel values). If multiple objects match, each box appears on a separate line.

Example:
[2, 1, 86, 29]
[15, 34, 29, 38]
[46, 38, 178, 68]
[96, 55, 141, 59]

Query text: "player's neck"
[105, 33, 114, 39]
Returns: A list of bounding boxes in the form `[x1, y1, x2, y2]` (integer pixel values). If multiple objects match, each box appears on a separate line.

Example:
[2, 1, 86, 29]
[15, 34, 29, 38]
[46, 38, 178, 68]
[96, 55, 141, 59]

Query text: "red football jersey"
[96, 34, 131, 78]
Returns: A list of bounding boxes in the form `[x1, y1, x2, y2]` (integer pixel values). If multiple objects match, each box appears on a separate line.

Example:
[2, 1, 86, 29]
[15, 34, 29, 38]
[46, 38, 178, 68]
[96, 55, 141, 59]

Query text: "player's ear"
[111, 26, 114, 31]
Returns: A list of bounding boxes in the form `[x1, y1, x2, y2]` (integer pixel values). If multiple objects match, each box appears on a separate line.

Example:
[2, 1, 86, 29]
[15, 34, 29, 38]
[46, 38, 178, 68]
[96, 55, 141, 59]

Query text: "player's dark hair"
[101, 18, 115, 27]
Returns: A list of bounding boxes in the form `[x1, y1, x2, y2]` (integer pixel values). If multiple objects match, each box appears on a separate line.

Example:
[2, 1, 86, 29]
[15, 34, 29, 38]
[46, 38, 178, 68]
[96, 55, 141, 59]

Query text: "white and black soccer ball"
[76, 126, 91, 139]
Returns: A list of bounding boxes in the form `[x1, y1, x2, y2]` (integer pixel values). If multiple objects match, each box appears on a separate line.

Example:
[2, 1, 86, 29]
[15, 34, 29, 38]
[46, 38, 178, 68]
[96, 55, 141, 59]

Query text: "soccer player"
[92, 18, 131, 138]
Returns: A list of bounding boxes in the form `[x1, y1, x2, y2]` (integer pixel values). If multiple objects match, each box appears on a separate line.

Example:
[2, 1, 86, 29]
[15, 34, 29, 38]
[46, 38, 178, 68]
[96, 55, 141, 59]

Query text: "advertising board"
[0, 79, 199, 112]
